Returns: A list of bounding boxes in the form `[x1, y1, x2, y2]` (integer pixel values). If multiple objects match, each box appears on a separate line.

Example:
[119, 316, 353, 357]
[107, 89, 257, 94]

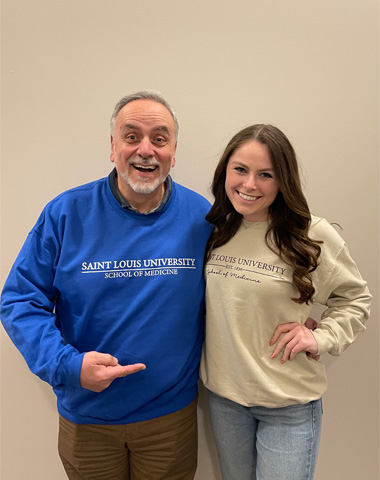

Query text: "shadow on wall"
[196, 382, 222, 480]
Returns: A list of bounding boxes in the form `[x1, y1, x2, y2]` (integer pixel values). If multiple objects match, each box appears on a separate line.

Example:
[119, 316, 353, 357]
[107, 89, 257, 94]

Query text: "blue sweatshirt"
[1, 175, 212, 424]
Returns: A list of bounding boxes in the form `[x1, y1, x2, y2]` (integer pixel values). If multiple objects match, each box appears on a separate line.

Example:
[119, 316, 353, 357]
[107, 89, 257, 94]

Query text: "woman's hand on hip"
[270, 322, 318, 364]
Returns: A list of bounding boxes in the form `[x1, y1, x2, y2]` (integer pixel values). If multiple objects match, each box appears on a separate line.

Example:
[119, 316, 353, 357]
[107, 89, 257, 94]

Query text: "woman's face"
[225, 140, 279, 222]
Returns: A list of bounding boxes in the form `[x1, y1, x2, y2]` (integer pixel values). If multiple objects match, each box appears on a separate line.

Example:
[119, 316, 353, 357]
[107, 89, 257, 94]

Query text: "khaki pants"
[58, 398, 198, 480]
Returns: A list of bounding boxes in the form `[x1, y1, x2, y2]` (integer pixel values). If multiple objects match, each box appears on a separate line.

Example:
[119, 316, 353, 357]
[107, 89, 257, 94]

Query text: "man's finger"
[113, 363, 146, 379]
[88, 351, 119, 367]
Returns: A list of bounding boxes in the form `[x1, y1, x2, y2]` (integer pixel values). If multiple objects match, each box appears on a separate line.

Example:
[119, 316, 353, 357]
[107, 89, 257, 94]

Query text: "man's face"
[110, 99, 177, 207]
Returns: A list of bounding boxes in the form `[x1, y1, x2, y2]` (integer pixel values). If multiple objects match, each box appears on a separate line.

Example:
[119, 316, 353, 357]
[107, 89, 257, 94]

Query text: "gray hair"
[110, 89, 179, 139]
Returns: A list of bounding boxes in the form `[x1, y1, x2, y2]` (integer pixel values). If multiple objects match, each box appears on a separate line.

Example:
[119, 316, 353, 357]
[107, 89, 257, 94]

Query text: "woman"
[200, 124, 371, 480]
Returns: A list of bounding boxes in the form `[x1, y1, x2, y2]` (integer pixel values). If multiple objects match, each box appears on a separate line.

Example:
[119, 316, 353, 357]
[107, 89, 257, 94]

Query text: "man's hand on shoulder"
[80, 351, 146, 392]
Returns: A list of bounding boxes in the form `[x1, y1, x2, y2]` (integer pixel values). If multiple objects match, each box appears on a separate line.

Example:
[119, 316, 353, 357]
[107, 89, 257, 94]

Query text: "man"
[1, 90, 213, 479]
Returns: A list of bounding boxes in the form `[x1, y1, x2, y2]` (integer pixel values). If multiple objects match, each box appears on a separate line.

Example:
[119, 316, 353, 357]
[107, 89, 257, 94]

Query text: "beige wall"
[1, 0, 378, 478]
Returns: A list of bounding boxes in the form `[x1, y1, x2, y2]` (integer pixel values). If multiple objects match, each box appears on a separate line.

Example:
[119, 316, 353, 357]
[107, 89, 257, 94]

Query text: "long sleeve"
[312, 243, 371, 356]
[1, 213, 84, 388]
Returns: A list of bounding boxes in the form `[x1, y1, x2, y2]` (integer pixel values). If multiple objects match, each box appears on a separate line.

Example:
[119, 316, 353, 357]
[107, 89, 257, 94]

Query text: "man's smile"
[133, 164, 158, 173]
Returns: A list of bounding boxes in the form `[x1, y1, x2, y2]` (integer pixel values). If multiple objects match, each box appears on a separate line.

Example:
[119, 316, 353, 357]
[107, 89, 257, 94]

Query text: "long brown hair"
[206, 124, 322, 304]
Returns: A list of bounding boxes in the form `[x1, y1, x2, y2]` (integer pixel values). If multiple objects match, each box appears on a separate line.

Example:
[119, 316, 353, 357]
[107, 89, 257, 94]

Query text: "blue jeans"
[208, 390, 322, 480]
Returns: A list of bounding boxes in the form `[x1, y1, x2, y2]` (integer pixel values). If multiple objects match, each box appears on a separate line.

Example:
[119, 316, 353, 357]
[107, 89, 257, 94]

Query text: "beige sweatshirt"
[200, 216, 371, 408]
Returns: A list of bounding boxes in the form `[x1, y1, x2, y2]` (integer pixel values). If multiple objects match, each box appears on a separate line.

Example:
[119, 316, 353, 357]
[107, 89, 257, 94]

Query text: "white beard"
[123, 173, 165, 194]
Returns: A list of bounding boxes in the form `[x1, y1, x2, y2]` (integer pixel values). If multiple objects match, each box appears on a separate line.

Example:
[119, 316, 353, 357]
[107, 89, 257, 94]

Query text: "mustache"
[127, 157, 160, 167]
